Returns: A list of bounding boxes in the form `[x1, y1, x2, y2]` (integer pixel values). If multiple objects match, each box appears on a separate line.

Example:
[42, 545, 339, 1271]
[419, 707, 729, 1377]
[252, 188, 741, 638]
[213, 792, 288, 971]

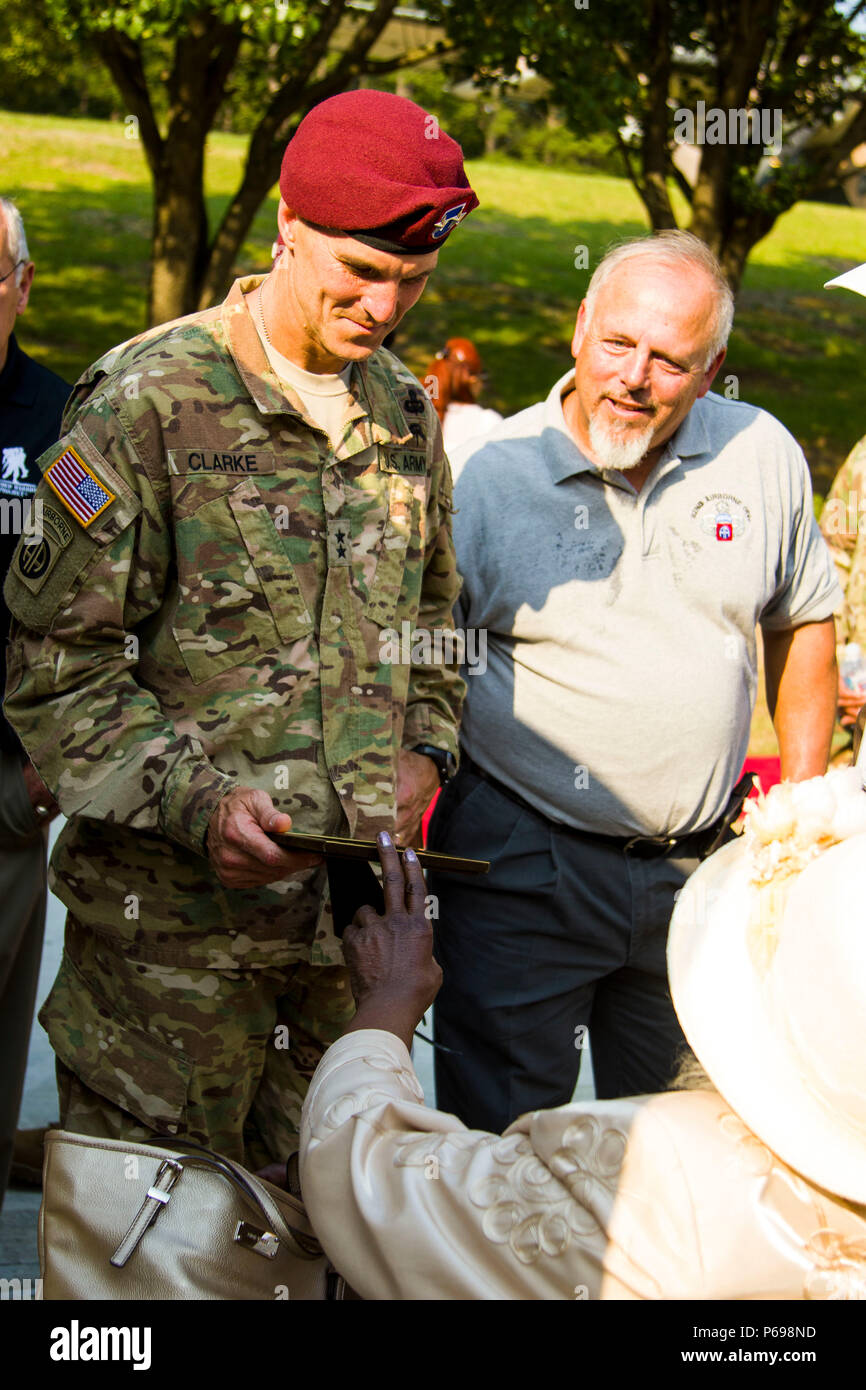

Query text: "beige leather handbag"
[39, 1129, 348, 1300]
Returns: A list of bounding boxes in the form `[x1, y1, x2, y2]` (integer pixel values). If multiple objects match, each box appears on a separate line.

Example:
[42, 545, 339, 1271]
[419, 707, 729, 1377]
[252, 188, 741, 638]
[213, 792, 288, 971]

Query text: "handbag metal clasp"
[148, 1158, 183, 1203]
[234, 1220, 280, 1259]
[110, 1157, 184, 1268]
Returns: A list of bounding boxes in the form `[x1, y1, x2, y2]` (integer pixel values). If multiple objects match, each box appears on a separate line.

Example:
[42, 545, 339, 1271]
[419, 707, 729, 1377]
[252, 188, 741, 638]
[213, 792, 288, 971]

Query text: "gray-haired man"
[429, 231, 840, 1132]
[0, 197, 68, 1207]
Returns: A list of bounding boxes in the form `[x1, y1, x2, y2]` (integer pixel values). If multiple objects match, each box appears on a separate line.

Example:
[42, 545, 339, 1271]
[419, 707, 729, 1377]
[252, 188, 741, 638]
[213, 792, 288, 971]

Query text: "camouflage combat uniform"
[3, 276, 463, 1164]
[819, 434, 866, 648]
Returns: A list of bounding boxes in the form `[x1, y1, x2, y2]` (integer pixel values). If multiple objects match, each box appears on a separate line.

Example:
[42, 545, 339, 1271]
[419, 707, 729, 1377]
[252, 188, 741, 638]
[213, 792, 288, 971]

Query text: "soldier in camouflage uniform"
[2, 90, 478, 1166]
[819, 434, 866, 741]
[822, 263, 866, 753]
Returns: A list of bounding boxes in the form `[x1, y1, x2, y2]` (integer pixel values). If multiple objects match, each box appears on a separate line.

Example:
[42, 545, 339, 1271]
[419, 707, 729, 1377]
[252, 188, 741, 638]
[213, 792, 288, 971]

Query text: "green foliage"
[37, 0, 383, 136]
[511, 126, 622, 175]
[5, 107, 863, 501]
[379, 68, 623, 173]
[0, 0, 121, 117]
[438, 0, 866, 263]
[44, 0, 309, 41]
[374, 69, 489, 159]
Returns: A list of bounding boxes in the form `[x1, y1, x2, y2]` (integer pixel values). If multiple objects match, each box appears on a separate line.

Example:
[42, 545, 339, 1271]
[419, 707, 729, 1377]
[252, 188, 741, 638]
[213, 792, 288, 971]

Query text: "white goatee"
[588, 410, 656, 472]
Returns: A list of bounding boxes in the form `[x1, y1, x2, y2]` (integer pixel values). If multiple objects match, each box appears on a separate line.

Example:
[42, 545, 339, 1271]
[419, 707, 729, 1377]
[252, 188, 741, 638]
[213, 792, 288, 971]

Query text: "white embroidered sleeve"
[299, 1030, 615, 1300]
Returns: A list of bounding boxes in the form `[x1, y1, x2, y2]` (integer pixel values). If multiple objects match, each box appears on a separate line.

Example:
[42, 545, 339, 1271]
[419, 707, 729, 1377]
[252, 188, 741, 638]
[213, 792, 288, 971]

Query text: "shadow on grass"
[14, 180, 864, 490]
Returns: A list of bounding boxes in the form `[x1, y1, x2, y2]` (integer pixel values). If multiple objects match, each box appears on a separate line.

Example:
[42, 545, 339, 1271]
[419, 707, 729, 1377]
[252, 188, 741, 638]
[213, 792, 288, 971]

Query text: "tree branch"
[614, 127, 645, 201]
[638, 0, 677, 229]
[271, 0, 351, 102]
[360, 40, 457, 76]
[305, 0, 400, 97]
[167, 14, 244, 146]
[214, 0, 352, 168]
[669, 160, 695, 206]
[90, 29, 163, 173]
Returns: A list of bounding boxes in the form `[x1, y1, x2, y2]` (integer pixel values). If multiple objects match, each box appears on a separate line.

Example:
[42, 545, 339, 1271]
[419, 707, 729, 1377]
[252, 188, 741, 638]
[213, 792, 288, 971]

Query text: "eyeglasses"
[0, 260, 25, 287]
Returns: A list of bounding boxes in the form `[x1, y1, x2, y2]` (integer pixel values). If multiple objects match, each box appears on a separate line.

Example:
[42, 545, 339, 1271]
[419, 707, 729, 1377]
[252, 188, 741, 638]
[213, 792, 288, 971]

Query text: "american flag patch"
[45, 447, 115, 527]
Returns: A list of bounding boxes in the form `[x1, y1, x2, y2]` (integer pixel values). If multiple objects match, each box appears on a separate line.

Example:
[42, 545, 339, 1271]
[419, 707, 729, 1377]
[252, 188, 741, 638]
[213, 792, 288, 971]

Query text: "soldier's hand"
[341, 833, 442, 1050]
[206, 787, 322, 889]
[21, 761, 60, 825]
[394, 748, 440, 847]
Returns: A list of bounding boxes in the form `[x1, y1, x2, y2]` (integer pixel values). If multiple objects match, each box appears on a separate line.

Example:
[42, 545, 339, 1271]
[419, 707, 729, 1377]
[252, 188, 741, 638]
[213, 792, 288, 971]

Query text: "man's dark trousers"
[428, 764, 699, 1133]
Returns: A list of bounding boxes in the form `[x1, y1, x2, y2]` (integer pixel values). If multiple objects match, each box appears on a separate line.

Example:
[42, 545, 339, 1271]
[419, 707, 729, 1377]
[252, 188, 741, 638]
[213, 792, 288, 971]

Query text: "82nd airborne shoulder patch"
[45, 446, 116, 527]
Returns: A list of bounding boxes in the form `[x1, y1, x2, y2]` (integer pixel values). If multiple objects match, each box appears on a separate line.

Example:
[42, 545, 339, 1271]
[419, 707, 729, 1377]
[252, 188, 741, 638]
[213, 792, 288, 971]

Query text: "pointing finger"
[377, 831, 406, 915]
[402, 847, 427, 919]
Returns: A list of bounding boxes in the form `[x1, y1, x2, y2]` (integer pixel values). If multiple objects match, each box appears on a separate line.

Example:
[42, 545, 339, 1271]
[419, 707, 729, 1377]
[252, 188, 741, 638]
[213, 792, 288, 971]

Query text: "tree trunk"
[639, 0, 677, 230]
[197, 174, 280, 311]
[714, 208, 779, 294]
[150, 151, 210, 325]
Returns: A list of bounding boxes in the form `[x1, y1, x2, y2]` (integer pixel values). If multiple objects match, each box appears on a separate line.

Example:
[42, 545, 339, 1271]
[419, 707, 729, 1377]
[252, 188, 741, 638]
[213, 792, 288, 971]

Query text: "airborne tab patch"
[15, 502, 75, 594]
[45, 447, 115, 527]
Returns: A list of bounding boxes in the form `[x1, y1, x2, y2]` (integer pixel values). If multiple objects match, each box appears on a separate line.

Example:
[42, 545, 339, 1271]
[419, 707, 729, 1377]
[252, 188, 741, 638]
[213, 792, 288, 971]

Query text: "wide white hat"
[669, 828, 866, 1203]
[825, 263, 866, 297]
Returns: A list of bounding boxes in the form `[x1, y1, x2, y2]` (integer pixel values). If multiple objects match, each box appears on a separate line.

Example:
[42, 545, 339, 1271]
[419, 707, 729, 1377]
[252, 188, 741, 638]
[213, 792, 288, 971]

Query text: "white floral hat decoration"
[668, 769, 866, 1203]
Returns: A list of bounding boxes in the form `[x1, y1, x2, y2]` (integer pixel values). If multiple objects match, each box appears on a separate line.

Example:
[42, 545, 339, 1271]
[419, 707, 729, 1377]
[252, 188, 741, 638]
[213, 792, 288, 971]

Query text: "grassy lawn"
[4, 109, 862, 756]
[5, 109, 866, 497]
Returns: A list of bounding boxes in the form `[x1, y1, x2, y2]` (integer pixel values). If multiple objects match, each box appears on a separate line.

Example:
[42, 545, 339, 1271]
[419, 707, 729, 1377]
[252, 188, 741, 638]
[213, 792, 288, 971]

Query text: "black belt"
[459, 753, 754, 862]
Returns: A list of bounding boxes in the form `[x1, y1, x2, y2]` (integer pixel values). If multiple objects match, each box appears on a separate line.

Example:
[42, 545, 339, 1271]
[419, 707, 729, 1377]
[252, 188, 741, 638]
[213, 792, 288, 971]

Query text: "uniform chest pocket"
[172, 478, 313, 683]
[364, 472, 427, 628]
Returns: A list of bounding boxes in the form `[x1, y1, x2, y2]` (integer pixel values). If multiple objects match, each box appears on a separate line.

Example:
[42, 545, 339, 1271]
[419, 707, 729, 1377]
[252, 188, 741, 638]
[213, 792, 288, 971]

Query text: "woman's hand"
[341, 832, 442, 1050]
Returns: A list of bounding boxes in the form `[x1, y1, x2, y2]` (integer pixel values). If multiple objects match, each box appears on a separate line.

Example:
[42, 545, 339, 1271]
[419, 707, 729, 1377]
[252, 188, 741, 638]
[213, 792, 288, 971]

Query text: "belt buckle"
[624, 834, 677, 858]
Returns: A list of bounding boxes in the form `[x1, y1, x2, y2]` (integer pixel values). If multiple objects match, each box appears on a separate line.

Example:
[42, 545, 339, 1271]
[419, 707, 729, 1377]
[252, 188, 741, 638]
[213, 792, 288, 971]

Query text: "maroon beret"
[279, 89, 479, 254]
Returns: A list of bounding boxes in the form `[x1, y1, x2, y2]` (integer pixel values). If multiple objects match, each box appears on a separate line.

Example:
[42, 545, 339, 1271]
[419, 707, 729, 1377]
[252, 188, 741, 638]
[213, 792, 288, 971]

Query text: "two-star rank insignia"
[327, 518, 352, 566]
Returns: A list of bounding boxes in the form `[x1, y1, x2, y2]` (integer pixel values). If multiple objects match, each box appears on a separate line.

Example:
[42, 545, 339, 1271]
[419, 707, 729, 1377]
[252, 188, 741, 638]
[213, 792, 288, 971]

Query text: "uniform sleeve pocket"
[3, 430, 142, 635]
[38, 953, 191, 1130]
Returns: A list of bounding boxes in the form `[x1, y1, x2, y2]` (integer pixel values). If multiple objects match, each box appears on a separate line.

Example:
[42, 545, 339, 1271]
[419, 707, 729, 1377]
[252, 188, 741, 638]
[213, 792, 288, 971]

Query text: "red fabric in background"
[742, 757, 781, 798]
[421, 788, 440, 845]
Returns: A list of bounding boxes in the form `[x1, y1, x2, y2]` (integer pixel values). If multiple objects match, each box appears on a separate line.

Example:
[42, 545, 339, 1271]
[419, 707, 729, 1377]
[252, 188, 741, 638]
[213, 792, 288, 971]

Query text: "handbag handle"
[138, 1136, 323, 1263]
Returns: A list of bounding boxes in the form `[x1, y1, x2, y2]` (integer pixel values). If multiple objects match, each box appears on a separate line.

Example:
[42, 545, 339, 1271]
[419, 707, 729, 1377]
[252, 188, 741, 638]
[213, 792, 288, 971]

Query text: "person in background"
[422, 337, 502, 452]
[0, 196, 68, 1209]
[820, 259, 866, 761]
[428, 231, 840, 1135]
[819, 436, 866, 748]
[298, 832, 866, 1300]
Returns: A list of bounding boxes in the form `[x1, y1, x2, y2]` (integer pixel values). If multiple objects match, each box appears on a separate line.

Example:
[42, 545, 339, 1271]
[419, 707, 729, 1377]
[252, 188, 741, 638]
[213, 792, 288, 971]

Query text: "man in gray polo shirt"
[428, 231, 840, 1132]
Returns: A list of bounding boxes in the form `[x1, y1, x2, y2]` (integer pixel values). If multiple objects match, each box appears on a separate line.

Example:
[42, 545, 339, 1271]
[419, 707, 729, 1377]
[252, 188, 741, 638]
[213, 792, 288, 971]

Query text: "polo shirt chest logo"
[691, 493, 751, 542]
